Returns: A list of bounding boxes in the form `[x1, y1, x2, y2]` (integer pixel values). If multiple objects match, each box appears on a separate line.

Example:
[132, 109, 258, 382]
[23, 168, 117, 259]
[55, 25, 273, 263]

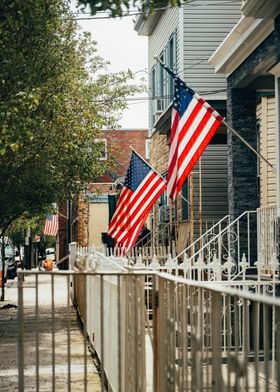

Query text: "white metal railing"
[71, 209, 277, 284]
[70, 207, 278, 285]
[172, 207, 278, 282]
[175, 211, 260, 281]
[17, 247, 280, 392]
[175, 214, 231, 261]
[17, 268, 147, 392]
[92, 216, 230, 274]
[155, 272, 280, 391]
[257, 204, 278, 272]
[70, 248, 280, 392]
[86, 273, 146, 392]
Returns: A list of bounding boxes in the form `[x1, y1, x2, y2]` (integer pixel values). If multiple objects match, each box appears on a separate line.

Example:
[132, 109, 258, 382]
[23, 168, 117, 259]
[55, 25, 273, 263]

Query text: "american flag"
[108, 151, 166, 250]
[163, 66, 223, 201]
[43, 214, 58, 236]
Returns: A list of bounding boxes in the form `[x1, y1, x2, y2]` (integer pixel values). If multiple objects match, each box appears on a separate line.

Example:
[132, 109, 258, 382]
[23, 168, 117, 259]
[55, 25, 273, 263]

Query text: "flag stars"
[109, 150, 166, 250]
[124, 152, 150, 192]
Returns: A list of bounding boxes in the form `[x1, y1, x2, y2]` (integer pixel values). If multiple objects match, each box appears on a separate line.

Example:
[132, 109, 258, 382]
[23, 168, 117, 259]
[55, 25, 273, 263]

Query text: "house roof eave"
[242, 0, 280, 19]
[134, 11, 164, 36]
[209, 16, 274, 76]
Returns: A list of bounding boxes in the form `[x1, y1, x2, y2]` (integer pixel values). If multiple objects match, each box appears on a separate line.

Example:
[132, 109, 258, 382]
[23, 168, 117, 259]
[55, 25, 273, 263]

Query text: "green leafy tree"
[77, 0, 185, 17]
[8, 214, 48, 264]
[0, 0, 142, 298]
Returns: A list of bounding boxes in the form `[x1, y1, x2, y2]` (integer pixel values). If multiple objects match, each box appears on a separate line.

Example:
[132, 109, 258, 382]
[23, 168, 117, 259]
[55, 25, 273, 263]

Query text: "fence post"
[68, 242, 77, 299]
[153, 274, 160, 392]
[69, 242, 77, 270]
[211, 291, 223, 391]
[18, 270, 24, 391]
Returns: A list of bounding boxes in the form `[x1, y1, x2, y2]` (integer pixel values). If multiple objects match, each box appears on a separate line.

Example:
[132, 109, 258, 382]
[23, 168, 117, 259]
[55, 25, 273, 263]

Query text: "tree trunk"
[1, 237, 6, 301]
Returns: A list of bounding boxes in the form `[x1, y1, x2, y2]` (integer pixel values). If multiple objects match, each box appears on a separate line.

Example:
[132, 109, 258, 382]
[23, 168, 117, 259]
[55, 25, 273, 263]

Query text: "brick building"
[75, 129, 148, 248]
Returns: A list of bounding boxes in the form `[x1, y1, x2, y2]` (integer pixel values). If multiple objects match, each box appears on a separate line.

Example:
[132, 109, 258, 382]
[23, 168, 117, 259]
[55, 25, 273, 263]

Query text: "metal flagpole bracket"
[154, 56, 163, 66]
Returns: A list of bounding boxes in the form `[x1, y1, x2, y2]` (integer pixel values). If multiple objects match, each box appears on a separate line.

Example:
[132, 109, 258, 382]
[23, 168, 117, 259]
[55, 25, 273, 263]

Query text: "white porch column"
[269, 64, 280, 269]
[269, 63, 280, 219]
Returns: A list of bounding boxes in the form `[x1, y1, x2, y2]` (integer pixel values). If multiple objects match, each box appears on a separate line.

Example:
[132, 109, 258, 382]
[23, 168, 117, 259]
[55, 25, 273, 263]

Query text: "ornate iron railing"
[257, 204, 278, 272]
[91, 206, 278, 281]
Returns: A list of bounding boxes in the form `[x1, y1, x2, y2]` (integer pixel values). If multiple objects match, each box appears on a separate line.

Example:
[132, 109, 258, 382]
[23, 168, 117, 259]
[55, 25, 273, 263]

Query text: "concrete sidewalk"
[0, 272, 101, 391]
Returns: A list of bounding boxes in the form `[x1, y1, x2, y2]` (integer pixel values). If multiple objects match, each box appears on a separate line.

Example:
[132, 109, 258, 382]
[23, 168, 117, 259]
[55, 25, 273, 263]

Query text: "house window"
[94, 138, 107, 160]
[150, 31, 178, 128]
[151, 67, 156, 99]
[167, 33, 177, 99]
[159, 53, 165, 99]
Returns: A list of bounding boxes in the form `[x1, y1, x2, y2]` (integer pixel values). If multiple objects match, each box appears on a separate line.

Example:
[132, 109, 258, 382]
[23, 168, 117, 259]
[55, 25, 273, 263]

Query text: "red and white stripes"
[108, 171, 166, 250]
[167, 93, 223, 201]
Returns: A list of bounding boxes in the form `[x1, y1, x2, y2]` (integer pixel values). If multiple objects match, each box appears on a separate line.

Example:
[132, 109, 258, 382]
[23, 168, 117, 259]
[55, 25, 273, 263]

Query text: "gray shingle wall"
[227, 88, 259, 219]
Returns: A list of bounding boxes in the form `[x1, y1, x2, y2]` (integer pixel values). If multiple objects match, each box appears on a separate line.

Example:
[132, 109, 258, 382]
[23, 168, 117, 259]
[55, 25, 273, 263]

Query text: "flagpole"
[130, 146, 167, 182]
[178, 192, 191, 206]
[223, 119, 276, 173]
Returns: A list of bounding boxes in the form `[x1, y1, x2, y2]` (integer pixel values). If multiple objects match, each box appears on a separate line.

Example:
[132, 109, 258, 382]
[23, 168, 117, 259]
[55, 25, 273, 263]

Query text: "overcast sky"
[75, 11, 149, 129]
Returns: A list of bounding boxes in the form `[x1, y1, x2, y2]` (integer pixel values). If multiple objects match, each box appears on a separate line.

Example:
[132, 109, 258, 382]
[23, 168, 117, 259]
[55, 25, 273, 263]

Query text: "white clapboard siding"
[183, 0, 241, 99]
[257, 96, 276, 206]
[149, 8, 180, 69]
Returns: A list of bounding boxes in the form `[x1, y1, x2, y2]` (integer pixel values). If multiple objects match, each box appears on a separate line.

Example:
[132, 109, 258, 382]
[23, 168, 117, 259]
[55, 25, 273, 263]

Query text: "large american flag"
[44, 214, 58, 236]
[164, 68, 223, 201]
[108, 151, 166, 250]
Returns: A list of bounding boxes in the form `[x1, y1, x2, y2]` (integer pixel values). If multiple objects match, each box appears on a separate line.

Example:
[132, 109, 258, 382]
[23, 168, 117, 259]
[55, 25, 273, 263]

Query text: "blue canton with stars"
[124, 152, 150, 192]
[173, 77, 194, 117]
[160, 63, 195, 117]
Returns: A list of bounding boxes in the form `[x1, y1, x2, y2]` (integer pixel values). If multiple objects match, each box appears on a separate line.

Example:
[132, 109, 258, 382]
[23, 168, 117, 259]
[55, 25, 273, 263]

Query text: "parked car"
[7, 257, 17, 280]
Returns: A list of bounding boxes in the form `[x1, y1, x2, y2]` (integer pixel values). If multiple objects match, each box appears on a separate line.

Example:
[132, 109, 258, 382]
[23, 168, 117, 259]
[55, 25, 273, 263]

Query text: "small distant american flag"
[44, 214, 58, 236]
[108, 151, 166, 250]
[161, 64, 223, 201]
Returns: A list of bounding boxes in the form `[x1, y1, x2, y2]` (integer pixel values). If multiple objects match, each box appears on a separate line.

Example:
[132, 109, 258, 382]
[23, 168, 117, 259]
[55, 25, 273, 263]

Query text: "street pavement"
[0, 271, 101, 391]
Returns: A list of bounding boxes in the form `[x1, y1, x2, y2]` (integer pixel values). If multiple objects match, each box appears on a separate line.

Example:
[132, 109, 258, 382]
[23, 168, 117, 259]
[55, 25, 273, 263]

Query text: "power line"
[72, 0, 241, 20]
[74, 0, 239, 14]
[93, 88, 228, 104]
